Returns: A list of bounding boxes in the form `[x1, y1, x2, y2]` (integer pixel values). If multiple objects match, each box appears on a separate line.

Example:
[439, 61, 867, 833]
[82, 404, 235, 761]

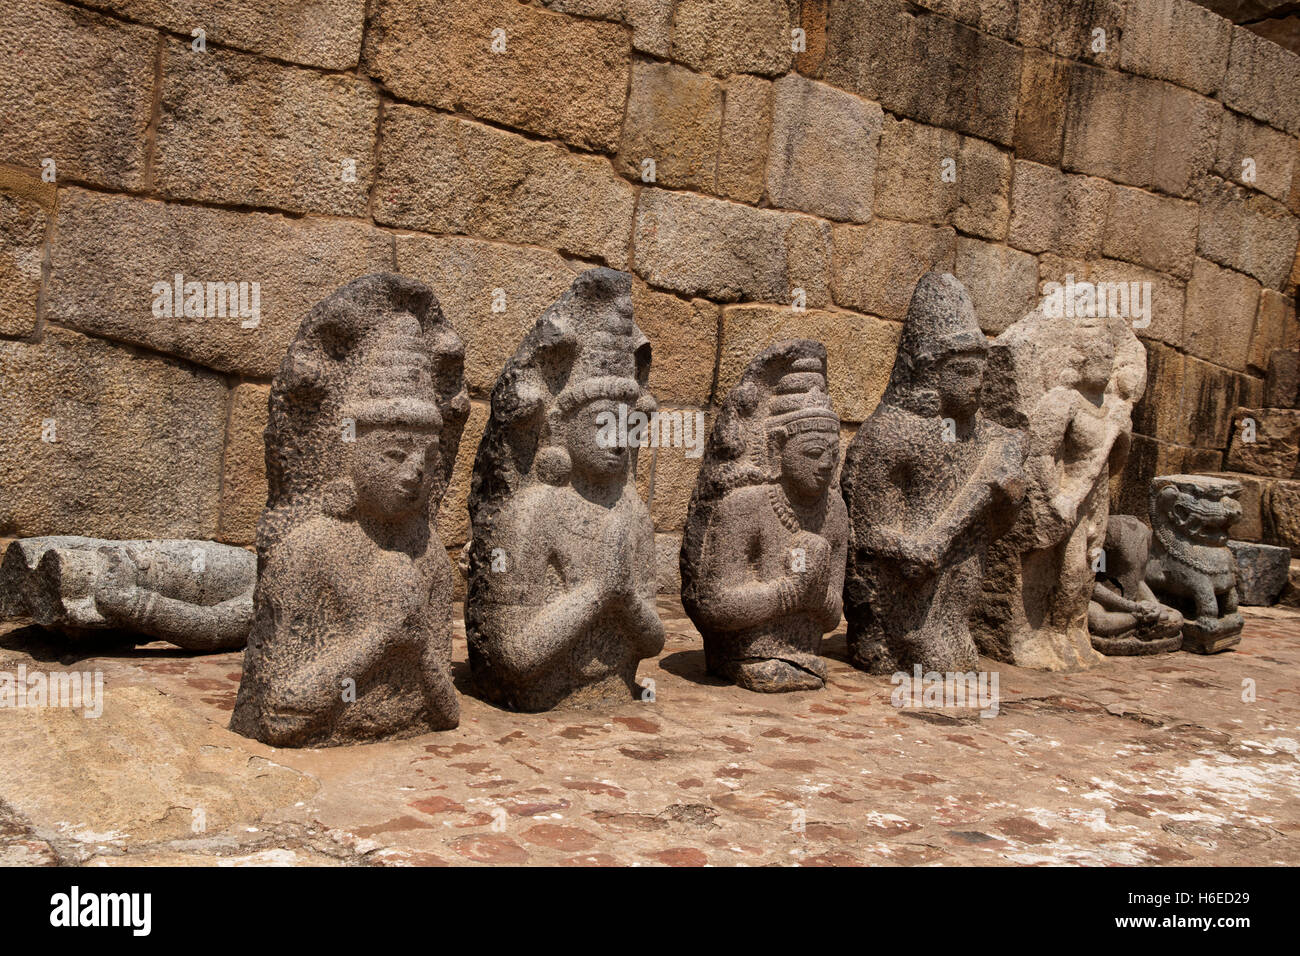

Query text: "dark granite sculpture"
[973, 307, 1147, 670]
[0, 536, 254, 650]
[230, 273, 469, 747]
[680, 340, 848, 692]
[1087, 515, 1183, 655]
[1146, 474, 1244, 653]
[465, 268, 664, 711]
[842, 273, 1028, 674]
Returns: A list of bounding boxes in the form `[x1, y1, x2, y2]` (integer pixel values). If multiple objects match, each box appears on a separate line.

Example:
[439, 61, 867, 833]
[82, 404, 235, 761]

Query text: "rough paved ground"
[1, 600, 1298, 867]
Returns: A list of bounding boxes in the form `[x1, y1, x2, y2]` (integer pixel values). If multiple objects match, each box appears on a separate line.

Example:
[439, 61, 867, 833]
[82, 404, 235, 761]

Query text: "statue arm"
[1091, 580, 1141, 614]
[692, 495, 799, 632]
[130, 590, 253, 652]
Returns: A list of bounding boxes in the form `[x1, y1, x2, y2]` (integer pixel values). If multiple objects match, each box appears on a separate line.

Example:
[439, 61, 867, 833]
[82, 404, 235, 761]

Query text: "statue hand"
[787, 532, 831, 607]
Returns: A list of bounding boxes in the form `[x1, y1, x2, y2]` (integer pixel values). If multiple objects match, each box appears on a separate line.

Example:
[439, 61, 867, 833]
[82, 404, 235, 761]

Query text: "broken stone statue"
[1146, 474, 1244, 654]
[842, 272, 1028, 675]
[680, 339, 848, 692]
[230, 273, 469, 747]
[1087, 515, 1184, 655]
[0, 536, 255, 650]
[972, 307, 1147, 670]
[465, 268, 664, 711]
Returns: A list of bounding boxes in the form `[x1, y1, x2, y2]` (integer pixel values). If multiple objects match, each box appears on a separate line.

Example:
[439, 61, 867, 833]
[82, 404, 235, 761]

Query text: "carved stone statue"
[465, 268, 664, 711]
[1087, 515, 1184, 655]
[230, 273, 469, 747]
[1145, 474, 1244, 654]
[842, 273, 1028, 674]
[0, 536, 254, 651]
[680, 340, 848, 692]
[973, 307, 1147, 670]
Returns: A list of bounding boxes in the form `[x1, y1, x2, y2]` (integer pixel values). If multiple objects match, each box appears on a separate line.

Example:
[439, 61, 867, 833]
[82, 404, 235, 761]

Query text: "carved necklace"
[768, 484, 826, 533]
[1153, 521, 1232, 574]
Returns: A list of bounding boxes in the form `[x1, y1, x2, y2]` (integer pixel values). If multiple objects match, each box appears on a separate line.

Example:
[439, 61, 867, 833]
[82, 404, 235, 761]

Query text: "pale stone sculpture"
[972, 308, 1147, 670]
[230, 273, 469, 747]
[1146, 475, 1244, 653]
[0, 536, 254, 650]
[465, 268, 664, 711]
[680, 340, 848, 692]
[842, 273, 1028, 674]
[1086, 515, 1183, 655]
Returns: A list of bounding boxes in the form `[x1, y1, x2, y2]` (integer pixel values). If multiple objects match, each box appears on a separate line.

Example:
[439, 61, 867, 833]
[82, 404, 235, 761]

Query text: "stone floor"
[1, 599, 1298, 867]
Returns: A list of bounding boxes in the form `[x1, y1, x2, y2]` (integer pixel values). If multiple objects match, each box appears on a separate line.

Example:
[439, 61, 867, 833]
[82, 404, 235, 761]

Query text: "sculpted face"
[351, 425, 439, 518]
[780, 429, 838, 502]
[1073, 322, 1114, 392]
[931, 348, 986, 419]
[568, 397, 629, 486]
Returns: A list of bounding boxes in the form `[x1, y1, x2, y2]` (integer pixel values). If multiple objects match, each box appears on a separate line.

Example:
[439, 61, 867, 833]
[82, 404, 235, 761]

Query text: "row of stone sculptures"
[0, 269, 1247, 748]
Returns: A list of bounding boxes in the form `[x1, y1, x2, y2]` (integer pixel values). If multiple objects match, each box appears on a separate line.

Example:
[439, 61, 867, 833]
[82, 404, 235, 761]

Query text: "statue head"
[262, 274, 468, 552]
[1067, 317, 1115, 396]
[885, 272, 987, 419]
[766, 357, 840, 503]
[1149, 475, 1242, 548]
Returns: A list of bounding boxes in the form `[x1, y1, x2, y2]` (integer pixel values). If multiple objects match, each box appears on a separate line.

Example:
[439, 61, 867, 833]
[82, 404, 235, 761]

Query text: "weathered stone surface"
[682, 341, 847, 692]
[1120, 0, 1231, 94]
[1251, 292, 1299, 374]
[1008, 161, 1110, 257]
[1266, 349, 1300, 407]
[376, 106, 635, 268]
[634, 189, 828, 304]
[618, 61, 722, 192]
[1268, 477, 1300, 553]
[716, 75, 773, 204]
[364, 0, 631, 152]
[1147, 474, 1245, 652]
[1184, 258, 1261, 371]
[1016, 0, 1126, 66]
[843, 272, 1028, 673]
[466, 269, 663, 711]
[1132, 342, 1186, 442]
[231, 274, 470, 747]
[823, 2, 1022, 146]
[1089, 258, 1186, 349]
[1102, 186, 1198, 279]
[0, 536, 254, 651]
[953, 238, 1040, 335]
[875, 118, 1012, 240]
[79, 0, 366, 69]
[1062, 66, 1222, 198]
[765, 75, 882, 223]
[1197, 180, 1300, 289]
[830, 220, 956, 321]
[1214, 110, 1299, 203]
[541, 0, 674, 56]
[1226, 407, 1300, 477]
[0, 170, 51, 338]
[1217, 469, 1271, 541]
[1228, 539, 1291, 604]
[632, 285, 718, 406]
[1246, 12, 1300, 58]
[1179, 354, 1265, 447]
[1221, 24, 1300, 135]
[395, 234, 579, 397]
[670, 0, 795, 76]
[438, 401, 489, 550]
[718, 306, 899, 423]
[974, 308, 1147, 670]
[47, 188, 394, 378]
[1111, 434, 1224, 520]
[1015, 50, 1071, 166]
[0, 328, 226, 539]
[910, 0, 1019, 41]
[219, 384, 270, 547]
[1088, 515, 1184, 655]
[654, 531, 681, 593]
[642, 420, 706, 535]
[0, 681, 317, 848]
[155, 42, 377, 216]
[0, 0, 154, 191]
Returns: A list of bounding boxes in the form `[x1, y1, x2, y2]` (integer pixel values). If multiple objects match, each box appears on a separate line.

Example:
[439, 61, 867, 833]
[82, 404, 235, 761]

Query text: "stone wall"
[2, 0, 1299, 583]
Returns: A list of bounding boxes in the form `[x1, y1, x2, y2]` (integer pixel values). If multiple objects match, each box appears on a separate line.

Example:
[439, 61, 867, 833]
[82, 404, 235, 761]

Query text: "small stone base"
[1090, 631, 1183, 656]
[1182, 615, 1244, 654]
